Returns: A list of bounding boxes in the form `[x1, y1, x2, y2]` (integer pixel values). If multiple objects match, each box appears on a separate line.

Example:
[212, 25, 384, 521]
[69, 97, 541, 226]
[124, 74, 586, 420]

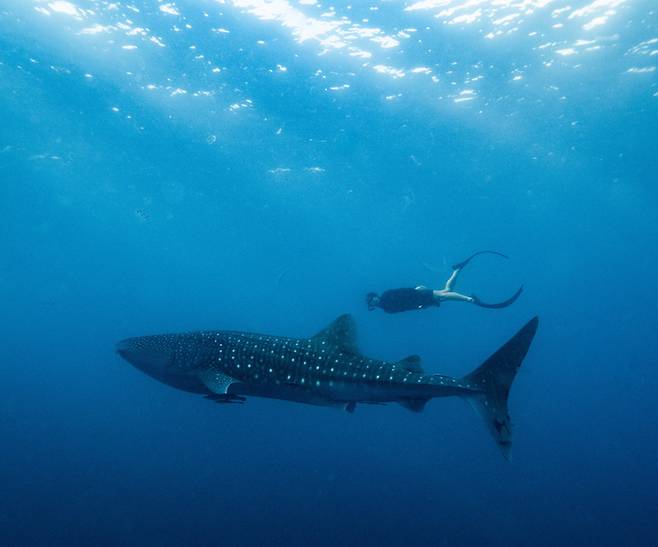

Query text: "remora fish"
[116, 314, 538, 456]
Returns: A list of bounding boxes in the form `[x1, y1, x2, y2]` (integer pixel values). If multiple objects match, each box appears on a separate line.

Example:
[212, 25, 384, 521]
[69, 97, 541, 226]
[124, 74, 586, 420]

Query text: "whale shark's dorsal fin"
[312, 314, 359, 354]
[398, 355, 423, 373]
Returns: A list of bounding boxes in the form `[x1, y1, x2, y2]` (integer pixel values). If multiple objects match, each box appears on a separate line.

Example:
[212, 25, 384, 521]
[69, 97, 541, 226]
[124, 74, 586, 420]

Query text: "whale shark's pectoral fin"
[199, 370, 240, 395]
[398, 355, 424, 373]
[312, 314, 360, 354]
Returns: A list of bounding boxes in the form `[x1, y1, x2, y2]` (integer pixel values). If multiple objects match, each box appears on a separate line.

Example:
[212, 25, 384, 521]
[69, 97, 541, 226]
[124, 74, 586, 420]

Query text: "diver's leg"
[443, 268, 461, 291]
[444, 250, 510, 291]
[433, 290, 474, 303]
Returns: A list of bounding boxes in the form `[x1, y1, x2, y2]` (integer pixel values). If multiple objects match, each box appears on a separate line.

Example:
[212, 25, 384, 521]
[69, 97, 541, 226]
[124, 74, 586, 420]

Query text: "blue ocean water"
[1, 1, 657, 545]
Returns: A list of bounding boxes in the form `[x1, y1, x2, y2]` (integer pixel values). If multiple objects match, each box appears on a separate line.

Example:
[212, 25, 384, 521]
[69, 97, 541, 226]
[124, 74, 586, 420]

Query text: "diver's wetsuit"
[375, 288, 438, 314]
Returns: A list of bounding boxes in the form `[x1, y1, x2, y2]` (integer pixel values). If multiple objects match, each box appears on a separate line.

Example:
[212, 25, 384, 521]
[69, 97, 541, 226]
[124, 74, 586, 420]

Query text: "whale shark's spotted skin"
[127, 317, 474, 404]
[117, 314, 539, 455]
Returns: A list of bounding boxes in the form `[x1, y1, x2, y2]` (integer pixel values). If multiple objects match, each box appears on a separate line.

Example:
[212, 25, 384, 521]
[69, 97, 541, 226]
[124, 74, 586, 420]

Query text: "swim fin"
[472, 286, 523, 309]
[452, 250, 509, 270]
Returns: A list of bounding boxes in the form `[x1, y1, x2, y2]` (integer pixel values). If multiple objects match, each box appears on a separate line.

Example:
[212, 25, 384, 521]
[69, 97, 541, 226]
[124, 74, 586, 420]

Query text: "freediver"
[366, 251, 523, 314]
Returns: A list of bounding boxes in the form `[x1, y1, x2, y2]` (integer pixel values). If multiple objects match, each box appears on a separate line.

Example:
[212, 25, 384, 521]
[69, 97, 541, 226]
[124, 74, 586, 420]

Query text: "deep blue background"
[1, 1, 657, 545]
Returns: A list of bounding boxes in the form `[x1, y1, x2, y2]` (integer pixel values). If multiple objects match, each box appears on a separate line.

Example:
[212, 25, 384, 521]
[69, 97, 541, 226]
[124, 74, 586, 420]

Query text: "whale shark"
[116, 314, 538, 457]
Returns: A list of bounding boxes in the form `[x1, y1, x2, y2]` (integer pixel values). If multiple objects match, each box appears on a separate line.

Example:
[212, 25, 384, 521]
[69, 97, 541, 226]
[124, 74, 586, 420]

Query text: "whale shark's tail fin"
[462, 317, 539, 459]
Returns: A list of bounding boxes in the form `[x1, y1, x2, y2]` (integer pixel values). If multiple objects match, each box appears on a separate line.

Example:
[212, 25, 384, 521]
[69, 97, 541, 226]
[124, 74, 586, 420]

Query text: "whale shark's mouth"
[115, 337, 172, 373]
[116, 336, 209, 394]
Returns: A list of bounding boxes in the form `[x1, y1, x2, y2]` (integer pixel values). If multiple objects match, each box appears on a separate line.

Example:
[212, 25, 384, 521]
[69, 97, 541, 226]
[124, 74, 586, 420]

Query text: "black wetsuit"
[375, 288, 437, 314]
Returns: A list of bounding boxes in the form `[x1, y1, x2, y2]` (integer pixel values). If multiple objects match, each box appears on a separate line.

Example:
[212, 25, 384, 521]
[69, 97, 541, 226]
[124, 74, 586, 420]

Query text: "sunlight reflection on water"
[23, 0, 655, 104]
